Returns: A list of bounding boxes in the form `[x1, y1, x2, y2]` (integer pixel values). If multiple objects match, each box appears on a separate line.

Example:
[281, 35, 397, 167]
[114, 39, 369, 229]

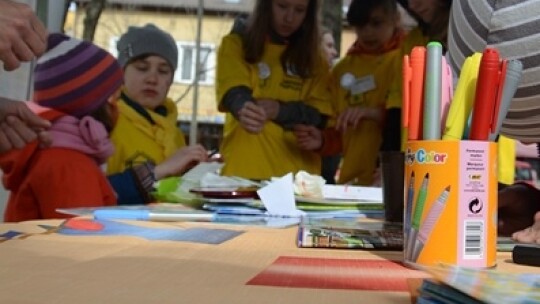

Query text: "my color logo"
[405, 148, 448, 165]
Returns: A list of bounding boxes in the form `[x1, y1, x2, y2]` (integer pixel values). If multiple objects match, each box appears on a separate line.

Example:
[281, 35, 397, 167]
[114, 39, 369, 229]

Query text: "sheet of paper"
[322, 185, 383, 202]
[257, 173, 304, 217]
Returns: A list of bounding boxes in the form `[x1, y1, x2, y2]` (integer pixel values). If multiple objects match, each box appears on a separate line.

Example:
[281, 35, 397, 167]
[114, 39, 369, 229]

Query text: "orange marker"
[402, 54, 411, 130]
[408, 46, 426, 140]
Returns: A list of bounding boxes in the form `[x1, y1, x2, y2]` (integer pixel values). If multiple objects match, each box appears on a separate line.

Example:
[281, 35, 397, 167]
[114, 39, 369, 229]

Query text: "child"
[216, 0, 333, 180]
[0, 33, 124, 221]
[331, 0, 403, 185]
[107, 24, 208, 204]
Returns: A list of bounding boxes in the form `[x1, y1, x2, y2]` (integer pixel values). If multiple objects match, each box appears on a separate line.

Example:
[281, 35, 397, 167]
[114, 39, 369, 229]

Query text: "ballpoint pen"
[412, 186, 450, 262]
[423, 42, 443, 140]
[470, 48, 503, 141]
[408, 46, 426, 140]
[442, 53, 482, 140]
[488, 59, 523, 141]
[404, 171, 415, 245]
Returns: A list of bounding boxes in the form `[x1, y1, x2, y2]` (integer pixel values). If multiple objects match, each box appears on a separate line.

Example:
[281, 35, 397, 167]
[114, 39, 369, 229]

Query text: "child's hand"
[336, 106, 383, 131]
[237, 102, 267, 134]
[154, 144, 208, 179]
[293, 124, 322, 151]
[256, 98, 280, 120]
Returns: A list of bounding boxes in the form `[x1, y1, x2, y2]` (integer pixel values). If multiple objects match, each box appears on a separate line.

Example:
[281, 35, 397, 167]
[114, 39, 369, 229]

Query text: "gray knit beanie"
[117, 24, 178, 71]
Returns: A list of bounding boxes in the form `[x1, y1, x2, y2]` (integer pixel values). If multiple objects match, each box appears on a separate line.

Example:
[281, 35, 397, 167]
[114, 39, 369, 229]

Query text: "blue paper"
[58, 219, 243, 244]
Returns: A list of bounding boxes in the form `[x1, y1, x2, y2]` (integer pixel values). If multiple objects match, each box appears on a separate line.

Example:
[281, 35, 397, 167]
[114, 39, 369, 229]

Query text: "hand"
[237, 102, 267, 134]
[293, 124, 322, 151]
[154, 144, 208, 179]
[256, 98, 280, 120]
[498, 183, 540, 236]
[336, 106, 382, 132]
[0, 0, 48, 71]
[0, 98, 51, 153]
[512, 211, 540, 244]
[371, 167, 382, 187]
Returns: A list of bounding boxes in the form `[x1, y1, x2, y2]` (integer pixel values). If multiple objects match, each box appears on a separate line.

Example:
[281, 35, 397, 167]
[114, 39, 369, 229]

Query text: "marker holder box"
[403, 140, 497, 268]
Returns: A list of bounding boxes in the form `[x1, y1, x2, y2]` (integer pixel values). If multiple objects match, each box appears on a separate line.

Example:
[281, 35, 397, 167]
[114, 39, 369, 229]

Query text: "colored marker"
[423, 42, 443, 140]
[408, 46, 426, 140]
[442, 53, 482, 140]
[94, 209, 214, 222]
[402, 54, 411, 131]
[406, 172, 429, 261]
[439, 56, 453, 135]
[489, 59, 523, 141]
[412, 186, 451, 262]
[470, 48, 502, 140]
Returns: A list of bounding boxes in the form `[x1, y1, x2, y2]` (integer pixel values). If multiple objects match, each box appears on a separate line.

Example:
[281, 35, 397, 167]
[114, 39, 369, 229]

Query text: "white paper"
[322, 185, 383, 202]
[257, 173, 304, 217]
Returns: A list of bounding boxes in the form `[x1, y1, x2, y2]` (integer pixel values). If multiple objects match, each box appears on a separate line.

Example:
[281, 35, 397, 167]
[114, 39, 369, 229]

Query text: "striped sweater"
[448, 0, 540, 143]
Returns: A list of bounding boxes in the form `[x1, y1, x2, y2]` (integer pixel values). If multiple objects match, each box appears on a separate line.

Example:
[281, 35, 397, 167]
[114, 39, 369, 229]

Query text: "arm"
[0, 0, 48, 71]
[0, 98, 51, 153]
[109, 145, 209, 205]
[108, 166, 152, 205]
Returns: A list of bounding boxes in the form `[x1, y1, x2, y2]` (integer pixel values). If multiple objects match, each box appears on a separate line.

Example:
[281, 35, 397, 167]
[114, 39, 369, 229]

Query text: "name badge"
[350, 75, 376, 95]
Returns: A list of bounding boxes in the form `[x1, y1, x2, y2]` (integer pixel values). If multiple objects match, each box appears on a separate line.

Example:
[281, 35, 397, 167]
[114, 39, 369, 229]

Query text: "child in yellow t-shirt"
[332, 0, 404, 185]
[216, 0, 333, 180]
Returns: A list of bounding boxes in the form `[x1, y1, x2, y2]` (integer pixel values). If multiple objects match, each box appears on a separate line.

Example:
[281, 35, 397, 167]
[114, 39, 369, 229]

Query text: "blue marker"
[94, 209, 214, 222]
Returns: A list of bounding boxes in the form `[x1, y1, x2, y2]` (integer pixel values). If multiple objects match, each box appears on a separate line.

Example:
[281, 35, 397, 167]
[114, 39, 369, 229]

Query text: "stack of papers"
[417, 264, 540, 304]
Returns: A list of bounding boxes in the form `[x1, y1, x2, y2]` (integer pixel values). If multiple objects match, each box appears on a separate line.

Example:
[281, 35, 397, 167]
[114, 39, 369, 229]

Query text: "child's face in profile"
[408, 0, 439, 23]
[123, 55, 173, 110]
[354, 6, 398, 52]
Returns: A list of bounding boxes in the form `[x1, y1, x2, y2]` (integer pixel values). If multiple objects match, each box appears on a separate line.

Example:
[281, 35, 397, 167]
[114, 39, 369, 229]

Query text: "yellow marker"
[442, 53, 482, 140]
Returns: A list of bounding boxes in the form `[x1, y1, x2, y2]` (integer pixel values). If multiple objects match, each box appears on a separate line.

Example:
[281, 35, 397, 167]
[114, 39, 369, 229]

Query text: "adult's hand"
[154, 144, 208, 179]
[237, 102, 267, 134]
[0, 0, 48, 71]
[0, 98, 51, 153]
[498, 183, 540, 236]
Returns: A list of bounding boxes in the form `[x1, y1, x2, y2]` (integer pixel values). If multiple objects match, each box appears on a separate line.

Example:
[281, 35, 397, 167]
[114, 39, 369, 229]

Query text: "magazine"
[297, 217, 403, 250]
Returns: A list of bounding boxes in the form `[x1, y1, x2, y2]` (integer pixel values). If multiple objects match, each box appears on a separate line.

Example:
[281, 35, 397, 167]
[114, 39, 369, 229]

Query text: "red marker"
[469, 48, 503, 141]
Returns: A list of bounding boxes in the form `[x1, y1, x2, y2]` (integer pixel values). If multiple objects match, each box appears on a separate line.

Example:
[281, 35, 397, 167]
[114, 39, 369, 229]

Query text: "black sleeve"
[380, 108, 402, 152]
[274, 101, 328, 130]
[221, 86, 253, 119]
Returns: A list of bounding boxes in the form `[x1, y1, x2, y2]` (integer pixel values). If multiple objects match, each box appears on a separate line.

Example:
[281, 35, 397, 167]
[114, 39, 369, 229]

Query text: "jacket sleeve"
[109, 161, 157, 205]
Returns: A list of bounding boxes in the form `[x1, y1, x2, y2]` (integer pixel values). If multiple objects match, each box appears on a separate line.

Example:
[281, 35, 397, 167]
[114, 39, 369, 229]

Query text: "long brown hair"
[242, 0, 321, 78]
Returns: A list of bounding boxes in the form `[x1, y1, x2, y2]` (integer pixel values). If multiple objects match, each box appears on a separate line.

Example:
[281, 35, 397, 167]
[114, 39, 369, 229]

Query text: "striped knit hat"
[33, 33, 123, 118]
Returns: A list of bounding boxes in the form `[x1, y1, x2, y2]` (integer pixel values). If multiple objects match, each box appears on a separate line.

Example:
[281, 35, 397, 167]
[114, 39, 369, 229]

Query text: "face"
[408, 0, 439, 23]
[123, 55, 174, 110]
[271, 0, 309, 37]
[321, 32, 338, 66]
[354, 6, 397, 52]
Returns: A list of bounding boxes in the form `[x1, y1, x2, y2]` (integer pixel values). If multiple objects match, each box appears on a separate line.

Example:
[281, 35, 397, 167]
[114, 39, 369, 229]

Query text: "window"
[176, 42, 216, 85]
[109, 38, 215, 86]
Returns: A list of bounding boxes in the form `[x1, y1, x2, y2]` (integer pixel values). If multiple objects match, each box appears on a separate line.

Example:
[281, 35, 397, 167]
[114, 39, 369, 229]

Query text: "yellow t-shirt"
[107, 95, 186, 175]
[331, 50, 402, 185]
[216, 33, 333, 180]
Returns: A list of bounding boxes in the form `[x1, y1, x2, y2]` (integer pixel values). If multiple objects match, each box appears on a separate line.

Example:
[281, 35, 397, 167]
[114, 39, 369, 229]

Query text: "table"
[0, 219, 538, 304]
